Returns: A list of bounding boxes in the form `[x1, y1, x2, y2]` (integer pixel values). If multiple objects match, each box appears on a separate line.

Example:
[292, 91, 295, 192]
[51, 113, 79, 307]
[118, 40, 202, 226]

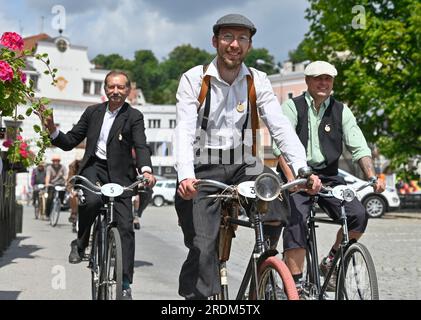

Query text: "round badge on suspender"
[324, 124, 331, 132]
[236, 102, 245, 112]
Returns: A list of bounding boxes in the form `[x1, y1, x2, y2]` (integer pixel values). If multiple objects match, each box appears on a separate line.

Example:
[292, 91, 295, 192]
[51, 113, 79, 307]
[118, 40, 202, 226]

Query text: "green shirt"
[273, 92, 371, 169]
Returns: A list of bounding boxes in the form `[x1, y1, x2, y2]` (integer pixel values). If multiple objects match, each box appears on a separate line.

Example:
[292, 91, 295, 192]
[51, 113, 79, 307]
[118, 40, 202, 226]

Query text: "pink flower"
[0, 32, 24, 51]
[19, 70, 27, 83]
[16, 135, 23, 141]
[0, 60, 14, 81]
[2, 139, 13, 148]
[20, 142, 28, 149]
[19, 149, 29, 158]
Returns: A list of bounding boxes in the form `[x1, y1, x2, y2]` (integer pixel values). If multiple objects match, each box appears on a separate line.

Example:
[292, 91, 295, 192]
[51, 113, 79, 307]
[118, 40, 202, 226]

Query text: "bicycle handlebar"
[69, 175, 149, 196]
[194, 177, 309, 199]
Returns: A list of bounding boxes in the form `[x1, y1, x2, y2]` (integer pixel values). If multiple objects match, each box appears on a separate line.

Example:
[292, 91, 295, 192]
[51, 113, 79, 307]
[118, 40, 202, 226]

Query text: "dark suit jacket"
[51, 102, 152, 187]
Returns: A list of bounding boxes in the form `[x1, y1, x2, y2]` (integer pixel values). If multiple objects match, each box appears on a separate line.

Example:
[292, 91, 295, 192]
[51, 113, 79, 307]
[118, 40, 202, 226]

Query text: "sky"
[0, 0, 310, 64]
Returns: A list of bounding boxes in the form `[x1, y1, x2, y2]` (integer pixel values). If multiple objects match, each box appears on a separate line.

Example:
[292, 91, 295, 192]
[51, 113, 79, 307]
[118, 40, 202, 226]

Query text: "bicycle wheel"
[34, 202, 39, 219]
[39, 194, 46, 219]
[90, 224, 102, 300]
[336, 243, 379, 300]
[256, 256, 299, 300]
[104, 227, 123, 300]
[50, 198, 60, 227]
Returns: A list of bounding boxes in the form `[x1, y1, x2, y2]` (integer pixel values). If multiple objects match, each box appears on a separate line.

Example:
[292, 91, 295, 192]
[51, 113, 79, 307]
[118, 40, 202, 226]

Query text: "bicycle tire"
[39, 194, 46, 219]
[50, 198, 60, 227]
[336, 242, 379, 300]
[256, 256, 299, 300]
[90, 223, 101, 300]
[104, 227, 123, 300]
[34, 202, 39, 219]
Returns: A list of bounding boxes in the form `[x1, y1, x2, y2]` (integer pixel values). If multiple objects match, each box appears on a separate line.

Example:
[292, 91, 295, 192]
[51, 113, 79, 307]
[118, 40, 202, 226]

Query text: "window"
[288, 92, 293, 99]
[83, 80, 91, 94]
[30, 74, 39, 90]
[148, 119, 161, 128]
[94, 81, 102, 95]
[169, 119, 176, 128]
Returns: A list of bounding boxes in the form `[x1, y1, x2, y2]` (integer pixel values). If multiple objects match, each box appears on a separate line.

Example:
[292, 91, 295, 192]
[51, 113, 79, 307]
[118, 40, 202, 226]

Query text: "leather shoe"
[68, 239, 83, 264]
[122, 288, 132, 300]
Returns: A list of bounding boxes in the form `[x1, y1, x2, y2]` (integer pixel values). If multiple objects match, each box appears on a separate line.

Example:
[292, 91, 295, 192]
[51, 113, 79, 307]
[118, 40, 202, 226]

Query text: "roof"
[22, 33, 51, 52]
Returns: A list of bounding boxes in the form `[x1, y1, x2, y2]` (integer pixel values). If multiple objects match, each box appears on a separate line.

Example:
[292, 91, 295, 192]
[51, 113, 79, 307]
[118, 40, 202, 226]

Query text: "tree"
[303, 0, 421, 172]
[245, 48, 278, 74]
[288, 39, 312, 63]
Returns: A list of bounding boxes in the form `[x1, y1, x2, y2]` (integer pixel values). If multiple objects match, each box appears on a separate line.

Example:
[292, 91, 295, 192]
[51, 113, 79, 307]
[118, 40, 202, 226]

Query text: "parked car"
[338, 169, 400, 218]
[151, 179, 176, 207]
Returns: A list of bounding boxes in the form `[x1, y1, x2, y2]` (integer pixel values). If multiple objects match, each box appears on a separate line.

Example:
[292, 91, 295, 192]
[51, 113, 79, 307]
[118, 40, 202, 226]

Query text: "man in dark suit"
[42, 70, 156, 299]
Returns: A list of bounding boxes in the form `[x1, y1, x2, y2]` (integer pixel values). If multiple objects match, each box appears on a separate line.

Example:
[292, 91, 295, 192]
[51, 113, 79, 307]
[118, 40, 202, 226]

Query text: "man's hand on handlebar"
[178, 178, 199, 200]
[142, 172, 156, 188]
[371, 177, 385, 193]
[303, 174, 322, 195]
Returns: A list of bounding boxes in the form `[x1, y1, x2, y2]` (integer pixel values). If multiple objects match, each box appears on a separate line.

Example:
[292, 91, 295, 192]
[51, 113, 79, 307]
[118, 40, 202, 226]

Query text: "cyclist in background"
[274, 60, 385, 292]
[45, 154, 67, 218]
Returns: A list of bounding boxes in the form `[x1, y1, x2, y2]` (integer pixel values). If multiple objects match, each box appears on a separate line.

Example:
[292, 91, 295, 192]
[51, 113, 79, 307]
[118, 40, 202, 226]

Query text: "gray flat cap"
[213, 14, 256, 36]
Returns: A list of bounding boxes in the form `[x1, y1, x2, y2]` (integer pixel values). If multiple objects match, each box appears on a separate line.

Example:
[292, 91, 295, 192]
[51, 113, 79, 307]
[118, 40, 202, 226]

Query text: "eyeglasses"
[219, 33, 250, 45]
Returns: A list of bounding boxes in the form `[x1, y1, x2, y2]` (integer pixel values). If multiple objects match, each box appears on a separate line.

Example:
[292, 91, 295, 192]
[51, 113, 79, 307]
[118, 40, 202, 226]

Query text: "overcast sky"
[0, 0, 310, 64]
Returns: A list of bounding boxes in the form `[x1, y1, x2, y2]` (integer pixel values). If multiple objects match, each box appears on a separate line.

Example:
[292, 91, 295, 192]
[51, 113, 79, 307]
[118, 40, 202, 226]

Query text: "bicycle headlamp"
[342, 188, 356, 202]
[254, 173, 281, 201]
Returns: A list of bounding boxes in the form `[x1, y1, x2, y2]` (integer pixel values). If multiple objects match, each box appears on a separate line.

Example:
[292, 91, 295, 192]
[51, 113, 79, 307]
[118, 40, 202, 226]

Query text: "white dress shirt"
[95, 104, 122, 159]
[173, 58, 307, 181]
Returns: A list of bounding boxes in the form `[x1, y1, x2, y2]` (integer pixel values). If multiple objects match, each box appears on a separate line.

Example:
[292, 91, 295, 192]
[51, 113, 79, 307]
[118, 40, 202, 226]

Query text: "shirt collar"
[206, 57, 250, 85]
[305, 92, 331, 110]
[106, 102, 123, 115]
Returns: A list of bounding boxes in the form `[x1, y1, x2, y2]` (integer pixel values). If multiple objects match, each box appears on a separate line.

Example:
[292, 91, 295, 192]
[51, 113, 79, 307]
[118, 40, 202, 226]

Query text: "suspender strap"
[197, 65, 210, 111]
[247, 74, 258, 157]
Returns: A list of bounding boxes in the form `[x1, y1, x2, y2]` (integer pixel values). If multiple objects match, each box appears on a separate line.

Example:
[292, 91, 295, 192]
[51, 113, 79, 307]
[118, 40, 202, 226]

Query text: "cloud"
[0, 0, 310, 63]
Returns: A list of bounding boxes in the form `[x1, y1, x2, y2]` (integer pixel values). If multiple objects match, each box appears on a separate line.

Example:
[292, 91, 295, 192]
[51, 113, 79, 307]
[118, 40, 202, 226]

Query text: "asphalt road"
[0, 204, 420, 300]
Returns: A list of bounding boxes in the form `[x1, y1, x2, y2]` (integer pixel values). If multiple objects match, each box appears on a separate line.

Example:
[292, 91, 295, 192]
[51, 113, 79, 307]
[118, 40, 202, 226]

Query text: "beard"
[217, 46, 245, 70]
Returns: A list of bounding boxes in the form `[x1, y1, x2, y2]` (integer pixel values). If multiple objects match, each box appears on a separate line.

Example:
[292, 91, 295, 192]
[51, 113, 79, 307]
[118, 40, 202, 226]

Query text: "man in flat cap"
[173, 13, 321, 299]
[273, 60, 385, 293]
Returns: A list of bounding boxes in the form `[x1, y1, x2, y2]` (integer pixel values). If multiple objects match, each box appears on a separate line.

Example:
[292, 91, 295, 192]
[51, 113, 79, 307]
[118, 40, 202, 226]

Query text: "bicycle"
[33, 184, 46, 220]
[194, 170, 311, 300]
[300, 178, 379, 300]
[48, 185, 66, 227]
[69, 174, 147, 300]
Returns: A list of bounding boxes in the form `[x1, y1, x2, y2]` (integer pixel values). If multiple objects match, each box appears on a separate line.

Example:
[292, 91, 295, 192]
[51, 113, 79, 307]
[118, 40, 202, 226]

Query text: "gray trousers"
[175, 162, 289, 299]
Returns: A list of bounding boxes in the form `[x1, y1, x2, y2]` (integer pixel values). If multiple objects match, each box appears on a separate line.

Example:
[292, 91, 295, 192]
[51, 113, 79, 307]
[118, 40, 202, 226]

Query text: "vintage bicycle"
[48, 185, 66, 227]
[300, 178, 379, 300]
[194, 169, 312, 300]
[33, 183, 46, 220]
[69, 174, 147, 300]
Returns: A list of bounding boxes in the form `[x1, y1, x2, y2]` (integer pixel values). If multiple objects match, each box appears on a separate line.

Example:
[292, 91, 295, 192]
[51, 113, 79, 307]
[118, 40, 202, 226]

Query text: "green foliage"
[0, 32, 55, 168]
[245, 48, 278, 74]
[91, 44, 279, 104]
[303, 0, 421, 172]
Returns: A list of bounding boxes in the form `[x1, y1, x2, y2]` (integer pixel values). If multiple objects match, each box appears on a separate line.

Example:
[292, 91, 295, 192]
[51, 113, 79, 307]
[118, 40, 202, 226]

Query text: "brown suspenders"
[196, 65, 259, 156]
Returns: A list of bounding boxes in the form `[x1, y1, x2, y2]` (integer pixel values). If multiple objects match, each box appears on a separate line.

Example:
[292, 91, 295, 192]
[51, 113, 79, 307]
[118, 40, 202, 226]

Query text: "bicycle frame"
[304, 179, 378, 300]
[70, 174, 146, 300]
[306, 196, 350, 299]
[197, 175, 308, 300]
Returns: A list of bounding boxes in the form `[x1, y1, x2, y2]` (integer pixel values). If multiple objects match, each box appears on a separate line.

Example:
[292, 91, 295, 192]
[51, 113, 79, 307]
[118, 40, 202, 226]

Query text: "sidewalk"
[0, 205, 90, 299]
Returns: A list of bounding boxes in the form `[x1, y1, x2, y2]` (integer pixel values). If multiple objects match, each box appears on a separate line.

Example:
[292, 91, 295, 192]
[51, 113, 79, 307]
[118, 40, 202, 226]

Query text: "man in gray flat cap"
[273, 60, 385, 293]
[173, 13, 321, 299]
